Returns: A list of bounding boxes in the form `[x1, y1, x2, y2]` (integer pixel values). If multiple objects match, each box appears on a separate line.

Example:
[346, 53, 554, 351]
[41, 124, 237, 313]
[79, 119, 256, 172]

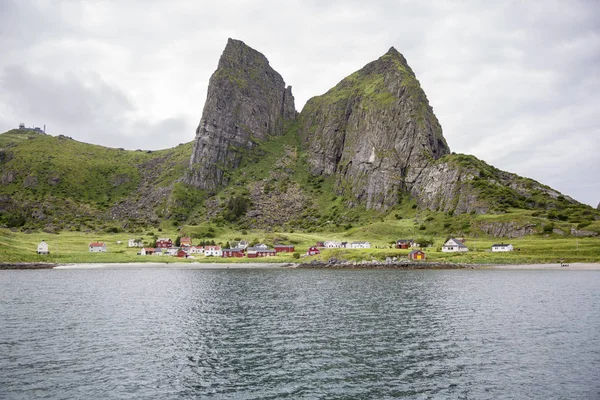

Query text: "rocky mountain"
[186, 38, 296, 191]
[298, 47, 449, 210]
[1, 39, 598, 237]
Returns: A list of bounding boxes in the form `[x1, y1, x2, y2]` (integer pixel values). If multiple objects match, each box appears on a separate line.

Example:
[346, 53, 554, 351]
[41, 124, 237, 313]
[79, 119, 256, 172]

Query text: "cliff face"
[298, 47, 449, 209]
[186, 39, 296, 191]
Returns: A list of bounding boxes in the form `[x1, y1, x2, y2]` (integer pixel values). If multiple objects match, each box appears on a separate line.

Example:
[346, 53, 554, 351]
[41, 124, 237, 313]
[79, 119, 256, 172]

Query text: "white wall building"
[89, 242, 107, 252]
[324, 241, 342, 248]
[442, 238, 469, 252]
[37, 241, 49, 255]
[204, 246, 222, 257]
[350, 241, 371, 249]
[491, 243, 513, 252]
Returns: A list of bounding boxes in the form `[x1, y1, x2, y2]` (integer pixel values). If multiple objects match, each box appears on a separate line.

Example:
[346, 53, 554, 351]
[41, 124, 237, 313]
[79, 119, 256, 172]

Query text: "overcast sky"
[0, 0, 598, 206]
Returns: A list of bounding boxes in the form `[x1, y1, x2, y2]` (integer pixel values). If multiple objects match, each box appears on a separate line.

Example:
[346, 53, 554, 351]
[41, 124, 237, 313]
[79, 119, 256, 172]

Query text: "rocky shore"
[297, 258, 473, 269]
[0, 263, 57, 270]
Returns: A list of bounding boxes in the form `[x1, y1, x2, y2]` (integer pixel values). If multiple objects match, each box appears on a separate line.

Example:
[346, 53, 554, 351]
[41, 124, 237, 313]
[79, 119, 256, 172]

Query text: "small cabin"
[176, 249, 188, 258]
[89, 242, 107, 252]
[491, 243, 513, 252]
[396, 239, 414, 249]
[140, 248, 155, 256]
[409, 250, 426, 260]
[37, 241, 49, 255]
[307, 247, 320, 256]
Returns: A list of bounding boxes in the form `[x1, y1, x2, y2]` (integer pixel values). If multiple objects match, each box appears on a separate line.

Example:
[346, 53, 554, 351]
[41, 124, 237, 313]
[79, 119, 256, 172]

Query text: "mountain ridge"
[1, 39, 598, 237]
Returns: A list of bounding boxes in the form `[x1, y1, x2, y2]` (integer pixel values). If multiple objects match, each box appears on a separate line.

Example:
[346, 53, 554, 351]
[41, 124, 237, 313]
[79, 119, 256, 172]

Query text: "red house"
[274, 245, 295, 253]
[156, 238, 173, 248]
[247, 249, 277, 258]
[176, 249, 187, 258]
[307, 247, 320, 256]
[396, 239, 414, 249]
[222, 249, 245, 258]
[409, 250, 426, 260]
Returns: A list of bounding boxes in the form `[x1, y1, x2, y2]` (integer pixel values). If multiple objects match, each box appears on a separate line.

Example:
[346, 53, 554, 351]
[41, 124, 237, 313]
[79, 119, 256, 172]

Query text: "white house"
[204, 245, 222, 257]
[37, 241, 49, 255]
[350, 241, 371, 249]
[491, 243, 513, 252]
[233, 240, 249, 250]
[139, 248, 155, 256]
[89, 242, 107, 252]
[188, 246, 204, 255]
[442, 238, 469, 252]
[324, 240, 342, 248]
[128, 239, 143, 247]
[254, 243, 268, 250]
[165, 247, 179, 256]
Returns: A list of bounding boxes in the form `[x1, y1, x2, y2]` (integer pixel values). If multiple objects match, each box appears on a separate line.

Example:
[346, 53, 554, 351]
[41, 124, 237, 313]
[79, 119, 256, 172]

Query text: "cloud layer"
[0, 0, 598, 206]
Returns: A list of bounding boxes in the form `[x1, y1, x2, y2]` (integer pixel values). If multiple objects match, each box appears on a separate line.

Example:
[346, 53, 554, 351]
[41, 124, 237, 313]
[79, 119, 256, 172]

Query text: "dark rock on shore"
[297, 259, 470, 269]
[0, 263, 56, 270]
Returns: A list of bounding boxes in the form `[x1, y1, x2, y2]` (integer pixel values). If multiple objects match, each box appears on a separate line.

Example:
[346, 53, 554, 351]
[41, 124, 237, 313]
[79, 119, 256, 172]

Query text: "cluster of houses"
[134, 238, 296, 259]
[34, 237, 515, 259]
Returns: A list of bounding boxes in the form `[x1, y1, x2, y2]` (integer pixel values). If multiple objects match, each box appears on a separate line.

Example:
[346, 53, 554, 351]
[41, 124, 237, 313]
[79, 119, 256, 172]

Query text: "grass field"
[1, 224, 598, 265]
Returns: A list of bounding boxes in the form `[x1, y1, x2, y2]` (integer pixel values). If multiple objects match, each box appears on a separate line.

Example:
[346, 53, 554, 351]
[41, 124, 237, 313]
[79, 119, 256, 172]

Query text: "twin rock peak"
[185, 38, 564, 214]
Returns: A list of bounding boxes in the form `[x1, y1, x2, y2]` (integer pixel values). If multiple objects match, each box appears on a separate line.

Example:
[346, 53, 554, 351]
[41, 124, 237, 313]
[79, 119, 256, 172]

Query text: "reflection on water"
[1, 269, 599, 399]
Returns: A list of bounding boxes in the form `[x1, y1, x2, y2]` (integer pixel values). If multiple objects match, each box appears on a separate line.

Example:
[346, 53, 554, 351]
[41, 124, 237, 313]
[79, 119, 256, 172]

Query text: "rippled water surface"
[1, 268, 599, 399]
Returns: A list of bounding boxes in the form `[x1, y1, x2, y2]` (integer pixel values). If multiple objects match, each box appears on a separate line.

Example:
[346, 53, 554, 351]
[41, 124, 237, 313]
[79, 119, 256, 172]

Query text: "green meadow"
[1, 222, 598, 265]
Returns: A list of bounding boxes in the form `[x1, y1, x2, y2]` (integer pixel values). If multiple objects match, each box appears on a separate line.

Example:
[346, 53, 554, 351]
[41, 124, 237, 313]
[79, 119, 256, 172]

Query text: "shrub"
[292, 252, 300, 259]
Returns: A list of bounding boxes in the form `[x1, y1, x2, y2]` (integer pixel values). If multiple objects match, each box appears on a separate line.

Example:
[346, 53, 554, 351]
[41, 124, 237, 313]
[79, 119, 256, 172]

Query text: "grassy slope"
[0, 129, 194, 228]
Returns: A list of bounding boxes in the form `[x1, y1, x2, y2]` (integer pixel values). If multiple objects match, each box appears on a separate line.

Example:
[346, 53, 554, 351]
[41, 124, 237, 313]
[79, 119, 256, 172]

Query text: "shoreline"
[2, 261, 600, 271]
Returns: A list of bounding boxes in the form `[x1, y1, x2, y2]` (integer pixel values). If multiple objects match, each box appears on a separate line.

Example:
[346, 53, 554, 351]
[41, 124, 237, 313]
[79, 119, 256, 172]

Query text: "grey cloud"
[0, 0, 598, 205]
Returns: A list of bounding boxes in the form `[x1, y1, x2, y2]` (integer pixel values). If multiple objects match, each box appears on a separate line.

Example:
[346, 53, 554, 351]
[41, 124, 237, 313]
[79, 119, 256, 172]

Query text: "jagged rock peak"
[298, 46, 449, 210]
[186, 38, 296, 191]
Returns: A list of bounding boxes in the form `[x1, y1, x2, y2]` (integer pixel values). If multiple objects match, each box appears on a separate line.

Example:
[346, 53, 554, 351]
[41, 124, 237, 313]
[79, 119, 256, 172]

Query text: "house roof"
[397, 239, 414, 243]
[274, 244, 294, 248]
[444, 238, 467, 248]
[157, 238, 171, 242]
[89, 242, 105, 247]
[205, 246, 221, 250]
[223, 248, 243, 252]
[492, 243, 512, 247]
[409, 249, 425, 254]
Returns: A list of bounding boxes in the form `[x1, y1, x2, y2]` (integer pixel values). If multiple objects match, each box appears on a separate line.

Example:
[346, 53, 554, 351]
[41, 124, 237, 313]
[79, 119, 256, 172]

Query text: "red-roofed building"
[274, 245, 295, 253]
[89, 242, 107, 252]
[307, 247, 320, 256]
[156, 238, 173, 248]
[180, 237, 192, 247]
[222, 249, 244, 258]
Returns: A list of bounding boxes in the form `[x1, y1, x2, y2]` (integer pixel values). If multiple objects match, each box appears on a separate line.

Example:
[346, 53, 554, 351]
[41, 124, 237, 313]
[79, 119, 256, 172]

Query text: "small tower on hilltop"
[18, 122, 25, 130]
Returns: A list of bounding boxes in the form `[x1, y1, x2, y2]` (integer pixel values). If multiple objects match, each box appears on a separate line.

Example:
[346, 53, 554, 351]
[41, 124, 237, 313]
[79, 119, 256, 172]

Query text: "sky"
[0, 0, 598, 207]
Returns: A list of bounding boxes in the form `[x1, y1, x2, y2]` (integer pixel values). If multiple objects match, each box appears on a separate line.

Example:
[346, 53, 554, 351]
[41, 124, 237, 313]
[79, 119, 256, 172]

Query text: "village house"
[491, 243, 514, 252]
[409, 249, 426, 260]
[156, 238, 173, 248]
[307, 247, 320, 256]
[253, 243, 268, 250]
[188, 246, 204, 255]
[153, 248, 165, 256]
[128, 239, 143, 248]
[233, 240, 249, 250]
[140, 248, 155, 256]
[180, 237, 192, 247]
[323, 241, 341, 248]
[247, 248, 277, 258]
[37, 240, 49, 255]
[274, 245, 295, 253]
[396, 239, 414, 249]
[222, 248, 245, 258]
[166, 247, 180, 256]
[89, 242, 107, 252]
[442, 238, 469, 252]
[204, 245, 222, 257]
[350, 241, 371, 249]
[176, 249, 188, 258]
